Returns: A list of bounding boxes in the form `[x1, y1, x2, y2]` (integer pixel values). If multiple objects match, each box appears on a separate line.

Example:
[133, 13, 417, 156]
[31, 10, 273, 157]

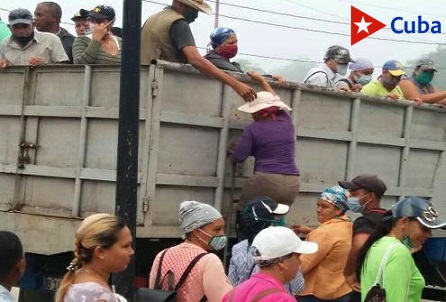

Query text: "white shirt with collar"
[303, 63, 339, 89]
[0, 284, 15, 302]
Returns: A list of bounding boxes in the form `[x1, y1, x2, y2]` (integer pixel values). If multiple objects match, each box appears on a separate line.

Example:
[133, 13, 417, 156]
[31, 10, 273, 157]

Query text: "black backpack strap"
[248, 263, 256, 278]
[337, 78, 353, 89]
[154, 249, 169, 289]
[174, 253, 208, 291]
[303, 70, 329, 86]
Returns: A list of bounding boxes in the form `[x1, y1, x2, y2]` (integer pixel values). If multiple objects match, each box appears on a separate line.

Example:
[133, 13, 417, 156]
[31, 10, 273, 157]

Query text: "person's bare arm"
[182, 46, 256, 102]
[344, 232, 370, 291]
[400, 79, 446, 104]
[247, 71, 275, 94]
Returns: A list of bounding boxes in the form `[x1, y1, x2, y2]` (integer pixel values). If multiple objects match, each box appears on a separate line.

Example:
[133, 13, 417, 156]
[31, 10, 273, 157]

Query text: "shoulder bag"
[136, 249, 207, 302]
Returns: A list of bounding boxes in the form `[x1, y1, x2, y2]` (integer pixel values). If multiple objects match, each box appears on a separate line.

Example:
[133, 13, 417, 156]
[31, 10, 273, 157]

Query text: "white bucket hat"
[176, 0, 213, 15]
[252, 226, 318, 262]
[238, 92, 291, 114]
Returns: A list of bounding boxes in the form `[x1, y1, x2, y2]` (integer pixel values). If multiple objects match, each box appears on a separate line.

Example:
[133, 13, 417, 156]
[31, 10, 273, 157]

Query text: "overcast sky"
[2, 0, 446, 71]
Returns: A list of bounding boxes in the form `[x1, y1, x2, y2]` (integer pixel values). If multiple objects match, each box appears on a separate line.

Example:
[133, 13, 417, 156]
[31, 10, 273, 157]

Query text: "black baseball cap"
[71, 10, 88, 21]
[338, 174, 387, 198]
[246, 196, 289, 220]
[81, 5, 115, 21]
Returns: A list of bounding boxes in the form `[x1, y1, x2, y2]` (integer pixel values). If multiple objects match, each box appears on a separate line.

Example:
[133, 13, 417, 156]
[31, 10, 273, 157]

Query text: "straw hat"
[238, 92, 291, 114]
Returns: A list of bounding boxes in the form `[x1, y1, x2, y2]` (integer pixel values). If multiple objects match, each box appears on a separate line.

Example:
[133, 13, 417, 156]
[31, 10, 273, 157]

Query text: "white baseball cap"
[252, 226, 318, 261]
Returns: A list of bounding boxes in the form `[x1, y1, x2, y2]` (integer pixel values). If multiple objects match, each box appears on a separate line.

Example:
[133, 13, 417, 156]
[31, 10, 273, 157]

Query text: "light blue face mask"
[355, 74, 372, 85]
[346, 193, 371, 213]
[199, 229, 227, 251]
[336, 64, 348, 76]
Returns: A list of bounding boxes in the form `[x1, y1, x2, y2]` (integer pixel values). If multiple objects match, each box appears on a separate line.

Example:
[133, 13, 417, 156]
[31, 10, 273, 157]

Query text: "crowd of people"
[1, 0, 446, 105]
[2, 184, 445, 302]
[1, 1, 446, 302]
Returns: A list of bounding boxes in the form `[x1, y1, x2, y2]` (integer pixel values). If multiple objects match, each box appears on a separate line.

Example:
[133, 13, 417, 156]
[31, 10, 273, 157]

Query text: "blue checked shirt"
[228, 239, 305, 295]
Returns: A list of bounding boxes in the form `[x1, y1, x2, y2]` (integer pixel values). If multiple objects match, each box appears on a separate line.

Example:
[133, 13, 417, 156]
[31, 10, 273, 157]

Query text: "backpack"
[303, 70, 330, 87]
[136, 249, 207, 302]
[363, 244, 397, 302]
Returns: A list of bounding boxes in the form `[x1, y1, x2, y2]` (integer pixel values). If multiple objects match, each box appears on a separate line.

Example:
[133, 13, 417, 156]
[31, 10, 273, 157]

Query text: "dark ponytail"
[356, 210, 396, 281]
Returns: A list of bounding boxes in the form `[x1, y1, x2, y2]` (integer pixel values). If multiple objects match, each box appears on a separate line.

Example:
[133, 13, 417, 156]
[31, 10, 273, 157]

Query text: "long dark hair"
[356, 210, 397, 281]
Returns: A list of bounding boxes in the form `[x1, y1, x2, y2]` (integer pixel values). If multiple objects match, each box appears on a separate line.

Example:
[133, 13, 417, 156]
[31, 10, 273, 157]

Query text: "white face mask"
[336, 64, 348, 76]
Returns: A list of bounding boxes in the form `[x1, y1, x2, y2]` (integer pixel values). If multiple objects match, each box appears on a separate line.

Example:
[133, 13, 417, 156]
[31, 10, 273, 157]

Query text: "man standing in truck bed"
[339, 174, 387, 302]
[140, 0, 256, 103]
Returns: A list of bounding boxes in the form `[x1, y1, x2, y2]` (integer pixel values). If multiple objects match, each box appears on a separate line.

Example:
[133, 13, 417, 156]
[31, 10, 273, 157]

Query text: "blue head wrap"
[319, 186, 348, 212]
[210, 27, 236, 47]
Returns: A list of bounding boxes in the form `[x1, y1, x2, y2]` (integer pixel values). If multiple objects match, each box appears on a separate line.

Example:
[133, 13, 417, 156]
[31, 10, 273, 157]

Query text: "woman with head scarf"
[230, 72, 299, 219]
[358, 197, 446, 302]
[223, 226, 318, 302]
[204, 27, 286, 84]
[148, 200, 232, 302]
[72, 5, 121, 64]
[335, 57, 374, 92]
[294, 186, 353, 302]
[204, 27, 242, 73]
[56, 213, 133, 302]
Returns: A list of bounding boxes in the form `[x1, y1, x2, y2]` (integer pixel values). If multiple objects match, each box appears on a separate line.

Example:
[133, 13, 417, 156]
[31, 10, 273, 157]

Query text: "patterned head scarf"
[179, 200, 222, 235]
[319, 186, 348, 212]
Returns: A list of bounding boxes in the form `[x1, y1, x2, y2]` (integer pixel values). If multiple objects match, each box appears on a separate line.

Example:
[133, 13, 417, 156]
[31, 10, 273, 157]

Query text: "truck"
[0, 62, 445, 301]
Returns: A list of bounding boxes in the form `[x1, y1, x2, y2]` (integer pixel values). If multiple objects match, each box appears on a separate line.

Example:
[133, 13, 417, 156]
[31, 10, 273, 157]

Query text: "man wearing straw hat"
[141, 0, 257, 103]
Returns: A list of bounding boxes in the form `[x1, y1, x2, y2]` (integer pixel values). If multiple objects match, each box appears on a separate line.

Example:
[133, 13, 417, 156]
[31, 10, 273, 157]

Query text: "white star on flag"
[355, 17, 372, 33]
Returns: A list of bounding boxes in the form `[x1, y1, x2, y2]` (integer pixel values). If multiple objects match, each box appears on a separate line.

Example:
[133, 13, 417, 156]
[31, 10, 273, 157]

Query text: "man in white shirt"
[0, 8, 68, 68]
[303, 45, 354, 89]
[0, 231, 25, 302]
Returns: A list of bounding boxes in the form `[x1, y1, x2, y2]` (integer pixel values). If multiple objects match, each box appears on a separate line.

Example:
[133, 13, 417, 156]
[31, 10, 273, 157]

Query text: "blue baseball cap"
[382, 60, 406, 76]
[319, 186, 348, 212]
[393, 197, 446, 229]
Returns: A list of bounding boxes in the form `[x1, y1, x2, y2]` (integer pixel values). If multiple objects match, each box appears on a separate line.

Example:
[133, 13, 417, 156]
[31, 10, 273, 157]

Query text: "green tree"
[235, 58, 265, 73]
[272, 60, 316, 82]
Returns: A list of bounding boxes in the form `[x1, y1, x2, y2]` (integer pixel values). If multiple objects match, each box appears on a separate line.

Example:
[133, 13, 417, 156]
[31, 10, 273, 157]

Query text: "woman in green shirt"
[358, 197, 446, 302]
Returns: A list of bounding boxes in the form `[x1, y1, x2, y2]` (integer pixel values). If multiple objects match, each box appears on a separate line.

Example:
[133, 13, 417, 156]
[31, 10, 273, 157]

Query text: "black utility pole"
[114, 0, 141, 299]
